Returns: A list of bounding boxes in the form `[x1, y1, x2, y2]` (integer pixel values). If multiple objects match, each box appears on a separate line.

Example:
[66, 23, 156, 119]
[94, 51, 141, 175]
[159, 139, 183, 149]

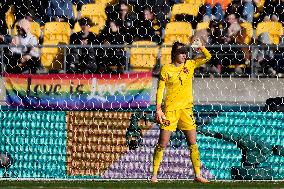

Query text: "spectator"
[47, 0, 75, 27]
[99, 21, 126, 73]
[6, 19, 40, 73]
[66, 17, 100, 73]
[204, 0, 227, 21]
[138, 0, 172, 29]
[241, 0, 255, 23]
[226, 0, 243, 18]
[260, 0, 284, 24]
[0, 1, 13, 35]
[193, 19, 223, 75]
[114, 1, 137, 44]
[13, 0, 49, 25]
[223, 14, 248, 74]
[252, 32, 277, 76]
[135, 7, 162, 44]
[226, 0, 258, 23]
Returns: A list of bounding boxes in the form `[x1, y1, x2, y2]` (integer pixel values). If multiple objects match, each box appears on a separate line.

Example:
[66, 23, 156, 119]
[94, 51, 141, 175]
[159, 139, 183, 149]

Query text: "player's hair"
[171, 41, 186, 62]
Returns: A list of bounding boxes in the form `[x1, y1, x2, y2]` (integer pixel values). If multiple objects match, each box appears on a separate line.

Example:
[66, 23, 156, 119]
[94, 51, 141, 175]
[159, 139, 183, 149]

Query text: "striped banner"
[4, 73, 152, 110]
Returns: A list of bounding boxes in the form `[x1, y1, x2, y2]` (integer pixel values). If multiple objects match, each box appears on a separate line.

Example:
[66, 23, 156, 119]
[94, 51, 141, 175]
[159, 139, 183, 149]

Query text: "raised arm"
[193, 47, 212, 68]
[191, 38, 212, 68]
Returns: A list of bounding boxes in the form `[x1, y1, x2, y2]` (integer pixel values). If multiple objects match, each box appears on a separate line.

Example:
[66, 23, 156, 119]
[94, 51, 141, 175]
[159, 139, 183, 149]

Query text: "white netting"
[0, 0, 284, 181]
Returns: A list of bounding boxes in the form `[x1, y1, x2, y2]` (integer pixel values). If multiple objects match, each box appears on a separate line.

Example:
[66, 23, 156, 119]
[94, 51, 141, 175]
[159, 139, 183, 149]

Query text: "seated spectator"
[114, 1, 138, 44]
[252, 32, 277, 76]
[14, 0, 49, 26]
[47, 0, 75, 27]
[260, 0, 284, 24]
[226, 0, 258, 23]
[99, 21, 126, 73]
[135, 7, 162, 44]
[192, 19, 222, 75]
[66, 17, 100, 73]
[204, 0, 226, 21]
[241, 0, 255, 23]
[223, 14, 249, 74]
[6, 19, 40, 74]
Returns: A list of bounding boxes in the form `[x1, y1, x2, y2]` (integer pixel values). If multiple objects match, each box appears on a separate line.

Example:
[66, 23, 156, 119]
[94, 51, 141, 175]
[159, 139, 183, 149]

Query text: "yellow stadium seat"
[96, 0, 117, 5]
[164, 22, 193, 44]
[130, 41, 159, 71]
[41, 42, 64, 70]
[240, 22, 253, 44]
[196, 21, 209, 31]
[6, 6, 15, 35]
[73, 22, 81, 33]
[29, 22, 41, 40]
[184, 0, 205, 6]
[256, 0, 265, 8]
[256, 21, 284, 45]
[170, 3, 200, 21]
[160, 44, 172, 66]
[43, 22, 71, 44]
[81, 4, 107, 34]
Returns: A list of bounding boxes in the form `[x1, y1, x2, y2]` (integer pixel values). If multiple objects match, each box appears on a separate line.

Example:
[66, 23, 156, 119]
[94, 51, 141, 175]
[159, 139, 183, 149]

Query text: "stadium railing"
[0, 44, 283, 77]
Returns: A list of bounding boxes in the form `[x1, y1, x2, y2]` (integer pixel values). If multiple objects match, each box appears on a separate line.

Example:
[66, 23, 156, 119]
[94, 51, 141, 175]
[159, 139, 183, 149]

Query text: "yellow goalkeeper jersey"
[156, 48, 212, 112]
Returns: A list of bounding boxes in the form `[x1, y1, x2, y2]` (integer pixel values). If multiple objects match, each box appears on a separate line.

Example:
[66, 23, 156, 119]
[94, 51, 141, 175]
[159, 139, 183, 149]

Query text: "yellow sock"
[189, 143, 201, 177]
[152, 145, 165, 175]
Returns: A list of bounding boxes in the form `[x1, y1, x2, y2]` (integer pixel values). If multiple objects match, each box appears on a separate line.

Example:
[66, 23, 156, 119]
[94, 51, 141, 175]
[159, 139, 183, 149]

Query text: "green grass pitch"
[0, 180, 284, 189]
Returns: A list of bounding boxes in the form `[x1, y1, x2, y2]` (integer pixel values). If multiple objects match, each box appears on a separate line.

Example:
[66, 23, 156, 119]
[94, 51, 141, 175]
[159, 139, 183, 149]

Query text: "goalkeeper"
[151, 39, 211, 183]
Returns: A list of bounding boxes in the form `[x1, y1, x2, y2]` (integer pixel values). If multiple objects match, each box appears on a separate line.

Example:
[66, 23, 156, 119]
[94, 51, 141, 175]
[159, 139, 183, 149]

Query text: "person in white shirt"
[7, 19, 40, 73]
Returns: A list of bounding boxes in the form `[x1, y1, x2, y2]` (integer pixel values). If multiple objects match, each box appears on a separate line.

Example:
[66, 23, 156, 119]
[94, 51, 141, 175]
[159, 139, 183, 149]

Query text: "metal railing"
[0, 44, 283, 77]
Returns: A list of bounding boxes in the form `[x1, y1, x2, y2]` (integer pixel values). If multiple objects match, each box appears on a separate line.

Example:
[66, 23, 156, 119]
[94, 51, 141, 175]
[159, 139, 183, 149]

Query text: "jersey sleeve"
[193, 47, 212, 68]
[156, 66, 168, 105]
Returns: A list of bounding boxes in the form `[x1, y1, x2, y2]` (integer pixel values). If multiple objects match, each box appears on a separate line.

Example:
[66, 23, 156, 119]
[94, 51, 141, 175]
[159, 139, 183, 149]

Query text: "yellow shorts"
[160, 108, 196, 132]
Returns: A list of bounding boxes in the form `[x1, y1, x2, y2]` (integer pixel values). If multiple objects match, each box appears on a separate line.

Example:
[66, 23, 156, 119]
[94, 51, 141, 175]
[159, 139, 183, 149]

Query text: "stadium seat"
[130, 41, 159, 71]
[160, 43, 172, 66]
[96, 0, 117, 5]
[42, 22, 70, 70]
[43, 22, 71, 44]
[80, 4, 107, 34]
[240, 22, 253, 44]
[256, 21, 284, 45]
[184, 0, 205, 6]
[5, 6, 15, 35]
[41, 41, 64, 70]
[164, 22, 193, 44]
[170, 3, 200, 22]
[29, 21, 41, 41]
[73, 22, 81, 33]
[196, 21, 210, 31]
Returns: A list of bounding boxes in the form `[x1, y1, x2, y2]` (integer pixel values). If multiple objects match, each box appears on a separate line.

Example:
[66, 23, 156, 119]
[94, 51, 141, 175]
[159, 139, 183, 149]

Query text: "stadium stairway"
[197, 111, 284, 180]
[0, 109, 284, 180]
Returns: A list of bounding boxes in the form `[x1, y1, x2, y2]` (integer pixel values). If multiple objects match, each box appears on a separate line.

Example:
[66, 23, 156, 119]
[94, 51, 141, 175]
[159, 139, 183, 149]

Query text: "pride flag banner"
[4, 73, 152, 110]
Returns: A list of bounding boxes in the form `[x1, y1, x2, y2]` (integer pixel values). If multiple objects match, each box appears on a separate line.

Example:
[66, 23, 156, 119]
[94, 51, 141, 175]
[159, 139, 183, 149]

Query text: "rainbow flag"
[4, 73, 152, 110]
